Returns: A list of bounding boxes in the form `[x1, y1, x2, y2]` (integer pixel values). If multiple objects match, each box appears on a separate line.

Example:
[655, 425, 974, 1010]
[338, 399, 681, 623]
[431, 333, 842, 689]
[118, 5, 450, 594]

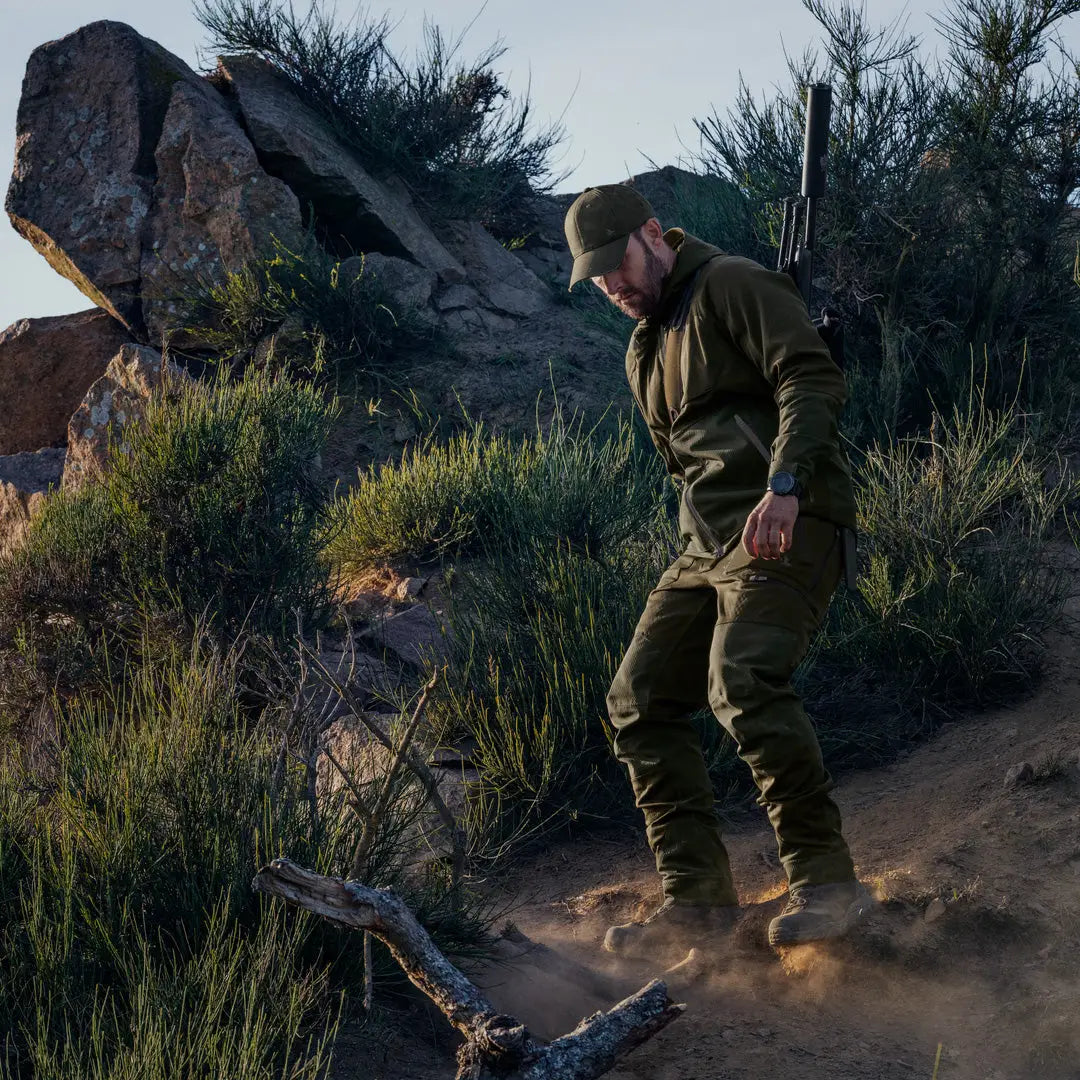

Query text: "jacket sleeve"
[704, 257, 846, 489]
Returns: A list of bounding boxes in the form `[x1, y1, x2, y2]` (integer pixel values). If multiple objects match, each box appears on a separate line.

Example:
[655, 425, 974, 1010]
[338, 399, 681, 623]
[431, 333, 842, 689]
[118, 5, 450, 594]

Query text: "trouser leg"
[707, 518, 854, 889]
[606, 558, 737, 906]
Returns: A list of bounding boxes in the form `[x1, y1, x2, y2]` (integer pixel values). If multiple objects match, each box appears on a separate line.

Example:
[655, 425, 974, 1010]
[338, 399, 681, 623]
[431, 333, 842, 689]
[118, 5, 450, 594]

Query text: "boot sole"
[767, 884, 874, 947]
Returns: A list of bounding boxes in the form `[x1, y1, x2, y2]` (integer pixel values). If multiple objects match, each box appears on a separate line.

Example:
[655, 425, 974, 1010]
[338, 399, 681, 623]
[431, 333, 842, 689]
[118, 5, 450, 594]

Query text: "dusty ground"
[337, 622, 1080, 1080]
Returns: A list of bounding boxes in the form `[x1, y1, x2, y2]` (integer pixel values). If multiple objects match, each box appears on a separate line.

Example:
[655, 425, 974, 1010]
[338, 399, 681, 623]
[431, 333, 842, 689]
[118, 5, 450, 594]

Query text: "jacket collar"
[652, 229, 724, 324]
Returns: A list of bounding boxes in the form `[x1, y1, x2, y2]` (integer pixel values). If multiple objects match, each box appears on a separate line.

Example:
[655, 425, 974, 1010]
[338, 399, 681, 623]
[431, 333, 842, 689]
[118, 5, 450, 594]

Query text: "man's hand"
[742, 492, 799, 560]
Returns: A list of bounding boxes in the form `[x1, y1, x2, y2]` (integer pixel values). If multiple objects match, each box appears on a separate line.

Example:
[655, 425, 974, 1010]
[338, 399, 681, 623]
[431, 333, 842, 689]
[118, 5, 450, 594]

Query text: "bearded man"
[563, 183, 870, 955]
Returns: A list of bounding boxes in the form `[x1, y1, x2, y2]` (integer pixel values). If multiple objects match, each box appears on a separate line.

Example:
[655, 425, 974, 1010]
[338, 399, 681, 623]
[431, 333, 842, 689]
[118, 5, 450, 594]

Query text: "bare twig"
[304, 645, 467, 896]
[351, 671, 440, 879]
[363, 929, 375, 1012]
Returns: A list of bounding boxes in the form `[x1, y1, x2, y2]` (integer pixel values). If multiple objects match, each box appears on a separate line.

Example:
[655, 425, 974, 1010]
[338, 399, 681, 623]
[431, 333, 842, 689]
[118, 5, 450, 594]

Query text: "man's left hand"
[742, 492, 799, 560]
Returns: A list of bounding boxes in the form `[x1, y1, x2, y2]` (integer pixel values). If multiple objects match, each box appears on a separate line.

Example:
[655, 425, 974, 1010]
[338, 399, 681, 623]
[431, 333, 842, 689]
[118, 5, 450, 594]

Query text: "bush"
[816, 381, 1076, 708]
[686, 0, 1080, 443]
[195, 0, 565, 236]
[325, 408, 669, 576]
[179, 233, 425, 381]
[0, 365, 337, 676]
[436, 541, 661, 854]
[0, 632, 488, 1078]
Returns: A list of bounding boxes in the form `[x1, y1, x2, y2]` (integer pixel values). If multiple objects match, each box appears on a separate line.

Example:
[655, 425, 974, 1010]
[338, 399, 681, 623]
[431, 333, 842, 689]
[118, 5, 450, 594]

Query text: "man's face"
[591, 231, 667, 319]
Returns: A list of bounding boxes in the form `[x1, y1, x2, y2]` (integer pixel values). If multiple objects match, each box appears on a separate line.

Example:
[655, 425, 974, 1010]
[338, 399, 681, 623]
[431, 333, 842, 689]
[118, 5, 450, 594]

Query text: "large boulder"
[214, 54, 466, 283]
[63, 343, 187, 489]
[141, 79, 302, 341]
[440, 220, 552, 318]
[338, 253, 438, 326]
[6, 22, 301, 339]
[0, 448, 65, 557]
[0, 309, 129, 454]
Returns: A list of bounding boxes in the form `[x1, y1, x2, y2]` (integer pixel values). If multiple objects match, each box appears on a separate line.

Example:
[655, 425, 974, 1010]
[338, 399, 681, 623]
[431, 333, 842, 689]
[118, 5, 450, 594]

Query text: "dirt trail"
[347, 624, 1080, 1080]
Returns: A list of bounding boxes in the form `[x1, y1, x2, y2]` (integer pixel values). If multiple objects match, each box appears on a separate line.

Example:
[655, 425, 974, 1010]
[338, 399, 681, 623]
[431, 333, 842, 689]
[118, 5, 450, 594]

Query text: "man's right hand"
[742, 492, 799, 560]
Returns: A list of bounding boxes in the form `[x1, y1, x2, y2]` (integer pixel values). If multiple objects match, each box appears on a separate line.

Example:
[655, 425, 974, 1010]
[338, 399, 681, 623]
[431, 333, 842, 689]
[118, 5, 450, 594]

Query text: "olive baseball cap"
[564, 184, 656, 290]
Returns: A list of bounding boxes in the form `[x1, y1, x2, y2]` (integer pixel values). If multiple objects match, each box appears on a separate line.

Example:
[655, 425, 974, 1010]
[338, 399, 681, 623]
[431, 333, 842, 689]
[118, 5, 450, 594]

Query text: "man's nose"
[597, 269, 624, 294]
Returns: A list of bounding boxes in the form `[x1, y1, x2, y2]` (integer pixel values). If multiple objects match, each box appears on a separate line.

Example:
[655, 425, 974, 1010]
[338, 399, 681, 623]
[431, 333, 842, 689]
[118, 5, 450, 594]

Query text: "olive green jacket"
[626, 229, 857, 557]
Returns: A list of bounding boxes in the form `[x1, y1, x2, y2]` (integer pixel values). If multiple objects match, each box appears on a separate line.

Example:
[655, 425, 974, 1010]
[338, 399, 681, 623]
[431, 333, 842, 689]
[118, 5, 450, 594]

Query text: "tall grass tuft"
[826, 382, 1076, 706]
[179, 233, 423, 380]
[325, 408, 669, 575]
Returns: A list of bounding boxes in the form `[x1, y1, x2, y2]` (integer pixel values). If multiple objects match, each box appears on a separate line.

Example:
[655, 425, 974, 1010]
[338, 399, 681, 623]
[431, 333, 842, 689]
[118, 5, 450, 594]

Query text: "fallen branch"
[253, 858, 683, 1080]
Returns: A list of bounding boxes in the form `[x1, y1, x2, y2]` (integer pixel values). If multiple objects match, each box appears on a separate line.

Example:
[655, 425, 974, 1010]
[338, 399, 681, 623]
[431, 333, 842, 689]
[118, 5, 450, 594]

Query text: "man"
[563, 183, 871, 955]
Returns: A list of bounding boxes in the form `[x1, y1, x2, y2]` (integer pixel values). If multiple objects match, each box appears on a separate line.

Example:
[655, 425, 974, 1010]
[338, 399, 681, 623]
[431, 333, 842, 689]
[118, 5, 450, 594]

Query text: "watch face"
[770, 472, 796, 495]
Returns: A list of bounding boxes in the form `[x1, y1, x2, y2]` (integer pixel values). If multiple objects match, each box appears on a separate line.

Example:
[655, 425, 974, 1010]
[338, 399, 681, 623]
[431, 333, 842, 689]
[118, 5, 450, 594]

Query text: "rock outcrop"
[0, 448, 64, 557]
[214, 54, 465, 282]
[0, 309, 129, 454]
[1, 17, 637, 550]
[141, 78, 302, 342]
[6, 21, 301, 340]
[63, 343, 187, 489]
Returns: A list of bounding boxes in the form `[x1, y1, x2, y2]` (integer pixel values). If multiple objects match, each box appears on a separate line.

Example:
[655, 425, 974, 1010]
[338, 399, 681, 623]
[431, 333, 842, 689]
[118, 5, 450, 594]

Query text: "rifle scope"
[801, 84, 832, 199]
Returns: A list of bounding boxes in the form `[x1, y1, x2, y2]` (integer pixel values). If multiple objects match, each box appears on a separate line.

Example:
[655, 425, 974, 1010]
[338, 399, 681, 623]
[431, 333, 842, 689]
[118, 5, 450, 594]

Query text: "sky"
[1, 1, 1078, 328]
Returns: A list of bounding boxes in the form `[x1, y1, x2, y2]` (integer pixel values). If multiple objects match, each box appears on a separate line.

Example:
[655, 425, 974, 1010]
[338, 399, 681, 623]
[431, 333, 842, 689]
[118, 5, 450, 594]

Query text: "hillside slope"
[351, 615, 1080, 1080]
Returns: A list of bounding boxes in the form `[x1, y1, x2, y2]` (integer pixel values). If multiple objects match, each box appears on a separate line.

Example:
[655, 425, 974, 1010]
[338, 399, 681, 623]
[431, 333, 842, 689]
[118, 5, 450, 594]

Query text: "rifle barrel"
[801, 83, 832, 199]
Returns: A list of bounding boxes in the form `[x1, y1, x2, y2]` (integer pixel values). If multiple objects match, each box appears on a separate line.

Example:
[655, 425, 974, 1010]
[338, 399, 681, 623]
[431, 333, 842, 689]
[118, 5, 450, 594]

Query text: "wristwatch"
[768, 471, 803, 498]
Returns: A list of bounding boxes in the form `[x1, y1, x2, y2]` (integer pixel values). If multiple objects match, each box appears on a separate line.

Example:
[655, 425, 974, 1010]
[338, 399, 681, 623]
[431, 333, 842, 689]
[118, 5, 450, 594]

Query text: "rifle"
[778, 82, 844, 369]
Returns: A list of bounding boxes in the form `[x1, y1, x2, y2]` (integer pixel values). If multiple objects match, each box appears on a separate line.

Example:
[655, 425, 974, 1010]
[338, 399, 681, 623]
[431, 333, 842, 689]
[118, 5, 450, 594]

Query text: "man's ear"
[642, 217, 664, 243]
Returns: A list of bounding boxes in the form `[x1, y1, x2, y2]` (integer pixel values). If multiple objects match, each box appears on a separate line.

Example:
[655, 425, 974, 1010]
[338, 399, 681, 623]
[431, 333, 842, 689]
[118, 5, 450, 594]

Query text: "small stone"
[369, 604, 448, 669]
[391, 418, 416, 444]
[394, 576, 427, 601]
[1004, 762, 1034, 788]
[924, 897, 947, 924]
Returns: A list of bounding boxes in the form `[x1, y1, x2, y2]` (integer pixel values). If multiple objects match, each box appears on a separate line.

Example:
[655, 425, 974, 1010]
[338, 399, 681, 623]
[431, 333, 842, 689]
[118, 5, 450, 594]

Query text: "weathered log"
[252, 858, 683, 1080]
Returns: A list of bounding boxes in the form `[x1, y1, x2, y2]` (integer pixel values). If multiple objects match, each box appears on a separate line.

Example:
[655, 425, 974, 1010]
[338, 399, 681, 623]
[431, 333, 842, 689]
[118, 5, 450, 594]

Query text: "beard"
[608, 241, 667, 319]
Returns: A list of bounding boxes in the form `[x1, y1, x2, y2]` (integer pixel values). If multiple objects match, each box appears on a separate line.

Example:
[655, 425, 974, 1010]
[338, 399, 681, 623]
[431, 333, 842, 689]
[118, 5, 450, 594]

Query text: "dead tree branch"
[253, 859, 683, 1080]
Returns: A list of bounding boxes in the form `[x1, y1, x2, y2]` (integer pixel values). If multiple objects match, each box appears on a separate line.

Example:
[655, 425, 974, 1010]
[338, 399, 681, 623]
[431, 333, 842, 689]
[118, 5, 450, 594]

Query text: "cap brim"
[568, 234, 630, 290]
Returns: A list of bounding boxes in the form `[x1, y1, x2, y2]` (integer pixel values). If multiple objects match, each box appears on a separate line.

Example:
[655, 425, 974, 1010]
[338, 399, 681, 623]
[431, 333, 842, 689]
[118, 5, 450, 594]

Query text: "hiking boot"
[603, 898, 740, 960]
[767, 880, 873, 947]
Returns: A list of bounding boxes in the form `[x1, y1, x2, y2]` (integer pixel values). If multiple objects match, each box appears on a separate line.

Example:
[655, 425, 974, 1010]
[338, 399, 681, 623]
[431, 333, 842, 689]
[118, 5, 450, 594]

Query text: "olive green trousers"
[606, 515, 854, 905]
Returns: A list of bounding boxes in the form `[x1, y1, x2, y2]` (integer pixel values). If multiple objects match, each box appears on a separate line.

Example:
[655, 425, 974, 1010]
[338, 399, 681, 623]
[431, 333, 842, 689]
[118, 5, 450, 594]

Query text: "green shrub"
[180, 234, 423, 380]
[0, 365, 336, 673]
[0, 633, 487, 1078]
[436, 541, 659, 851]
[325, 408, 668, 575]
[195, 0, 564, 235]
[689, 0, 1080, 443]
[4, 903, 338, 1080]
[818, 383, 1076, 710]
